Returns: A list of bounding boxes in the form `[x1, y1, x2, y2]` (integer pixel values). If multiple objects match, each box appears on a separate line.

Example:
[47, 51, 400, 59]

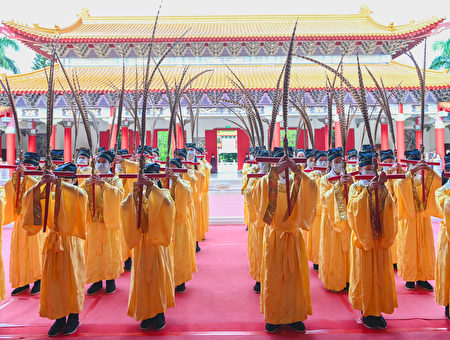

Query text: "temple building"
[0, 5, 449, 169]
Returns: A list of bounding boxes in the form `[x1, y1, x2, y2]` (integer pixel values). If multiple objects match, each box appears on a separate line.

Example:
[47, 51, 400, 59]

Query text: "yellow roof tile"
[3, 61, 450, 94]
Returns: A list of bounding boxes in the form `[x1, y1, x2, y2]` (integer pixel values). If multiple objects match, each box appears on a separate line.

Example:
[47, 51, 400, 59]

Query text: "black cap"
[170, 158, 183, 168]
[380, 149, 395, 162]
[117, 149, 129, 155]
[77, 149, 91, 158]
[405, 149, 421, 161]
[176, 148, 187, 159]
[23, 152, 40, 166]
[359, 151, 374, 168]
[328, 147, 343, 162]
[50, 149, 64, 161]
[54, 162, 77, 178]
[347, 148, 358, 158]
[144, 162, 161, 174]
[97, 150, 114, 163]
[186, 143, 196, 149]
[305, 149, 315, 159]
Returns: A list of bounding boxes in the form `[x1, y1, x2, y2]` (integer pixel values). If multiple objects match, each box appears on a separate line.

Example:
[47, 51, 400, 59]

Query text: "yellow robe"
[76, 166, 92, 186]
[183, 169, 202, 244]
[81, 176, 124, 283]
[4, 173, 43, 288]
[347, 181, 398, 316]
[306, 170, 324, 264]
[395, 170, 442, 281]
[244, 177, 264, 282]
[254, 166, 317, 324]
[318, 173, 351, 291]
[434, 186, 450, 307]
[200, 159, 211, 237]
[192, 165, 206, 242]
[0, 188, 5, 301]
[21, 180, 87, 320]
[171, 177, 196, 286]
[121, 183, 175, 321]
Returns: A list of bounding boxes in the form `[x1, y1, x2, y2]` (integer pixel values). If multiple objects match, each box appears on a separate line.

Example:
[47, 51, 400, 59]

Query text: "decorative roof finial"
[359, 4, 373, 16]
[77, 8, 90, 19]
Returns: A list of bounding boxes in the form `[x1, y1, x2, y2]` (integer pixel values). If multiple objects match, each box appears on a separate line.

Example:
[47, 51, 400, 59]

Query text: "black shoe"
[290, 321, 306, 332]
[245, 226, 248, 231]
[313, 264, 319, 272]
[344, 282, 350, 291]
[405, 281, 415, 290]
[64, 314, 80, 335]
[124, 257, 132, 272]
[176, 283, 186, 293]
[153, 313, 165, 331]
[253, 281, 261, 294]
[30, 280, 41, 295]
[196, 242, 201, 253]
[140, 318, 153, 330]
[376, 315, 387, 330]
[265, 323, 280, 333]
[48, 317, 66, 337]
[445, 304, 449, 320]
[105, 280, 116, 294]
[11, 284, 29, 296]
[393, 263, 397, 271]
[416, 280, 433, 291]
[87, 281, 102, 295]
[362, 315, 377, 329]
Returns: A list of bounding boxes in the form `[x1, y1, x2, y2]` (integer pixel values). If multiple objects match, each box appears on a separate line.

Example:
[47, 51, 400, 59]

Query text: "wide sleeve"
[57, 182, 88, 239]
[3, 175, 38, 225]
[120, 193, 142, 250]
[347, 184, 396, 250]
[20, 183, 44, 236]
[146, 187, 175, 246]
[102, 177, 124, 229]
[172, 177, 192, 223]
[252, 175, 270, 226]
[435, 186, 450, 240]
[294, 170, 318, 230]
[425, 170, 443, 218]
[394, 171, 415, 221]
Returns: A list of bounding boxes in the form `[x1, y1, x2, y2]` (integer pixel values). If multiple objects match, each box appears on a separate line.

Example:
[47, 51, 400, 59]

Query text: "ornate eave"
[1, 6, 445, 59]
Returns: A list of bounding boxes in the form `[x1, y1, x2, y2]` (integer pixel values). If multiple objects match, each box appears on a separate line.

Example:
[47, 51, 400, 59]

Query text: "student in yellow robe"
[319, 147, 351, 292]
[347, 151, 397, 329]
[0, 187, 5, 301]
[81, 150, 124, 295]
[346, 148, 359, 173]
[21, 163, 88, 336]
[75, 148, 92, 186]
[168, 158, 197, 293]
[245, 149, 270, 293]
[121, 163, 175, 331]
[434, 154, 450, 320]
[305, 150, 328, 271]
[197, 147, 211, 239]
[395, 149, 442, 291]
[379, 149, 404, 269]
[3, 152, 42, 296]
[253, 147, 317, 333]
[177, 148, 205, 252]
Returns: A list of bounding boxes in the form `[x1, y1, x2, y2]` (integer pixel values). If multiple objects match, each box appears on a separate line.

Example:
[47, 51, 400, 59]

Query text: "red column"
[28, 120, 36, 153]
[176, 123, 184, 148]
[273, 122, 281, 148]
[152, 130, 159, 148]
[6, 119, 15, 165]
[396, 104, 405, 160]
[237, 129, 250, 170]
[334, 121, 342, 148]
[121, 126, 129, 150]
[435, 116, 445, 165]
[50, 125, 56, 149]
[381, 123, 389, 150]
[415, 117, 422, 149]
[64, 127, 72, 162]
[205, 129, 218, 164]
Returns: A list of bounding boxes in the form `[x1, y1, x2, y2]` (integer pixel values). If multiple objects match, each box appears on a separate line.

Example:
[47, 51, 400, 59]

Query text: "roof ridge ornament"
[359, 4, 373, 17]
[77, 8, 90, 19]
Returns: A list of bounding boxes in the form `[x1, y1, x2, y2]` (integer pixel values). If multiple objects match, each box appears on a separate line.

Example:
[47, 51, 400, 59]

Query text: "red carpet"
[1, 222, 450, 338]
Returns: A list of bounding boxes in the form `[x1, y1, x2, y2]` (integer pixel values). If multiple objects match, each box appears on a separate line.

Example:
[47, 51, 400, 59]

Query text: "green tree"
[32, 53, 50, 70]
[0, 37, 20, 74]
[430, 39, 450, 71]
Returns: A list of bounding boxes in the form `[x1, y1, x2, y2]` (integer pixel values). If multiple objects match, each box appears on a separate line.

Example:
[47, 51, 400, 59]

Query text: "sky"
[0, 0, 449, 74]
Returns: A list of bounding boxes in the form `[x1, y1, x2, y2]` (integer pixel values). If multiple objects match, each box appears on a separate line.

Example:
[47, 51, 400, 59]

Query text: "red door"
[205, 130, 217, 163]
[237, 129, 249, 170]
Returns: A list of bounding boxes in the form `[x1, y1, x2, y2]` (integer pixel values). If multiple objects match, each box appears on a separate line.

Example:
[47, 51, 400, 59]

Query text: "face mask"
[77, 157, 88, 165]
[115, 164, 122, 172]
[316, 160, 328, 167]
[258, 162, 269, 174]
[361, 169, 375, 176]
[187, 150, 195, 160]
[306, 159, 315, 169]
[332, 162, 342, 174]
[153, 155, 159, 161]
[96, 162, 110, 174]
